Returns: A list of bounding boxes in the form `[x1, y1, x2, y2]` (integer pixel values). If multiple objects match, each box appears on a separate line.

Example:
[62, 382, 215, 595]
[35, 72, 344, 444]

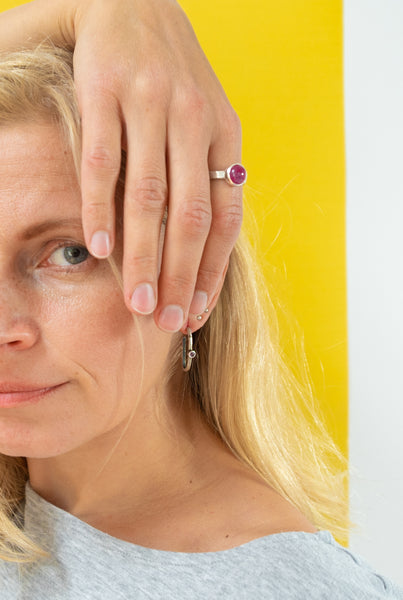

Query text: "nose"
[0, 320, 39, 350]
[0, 288, 39, 351]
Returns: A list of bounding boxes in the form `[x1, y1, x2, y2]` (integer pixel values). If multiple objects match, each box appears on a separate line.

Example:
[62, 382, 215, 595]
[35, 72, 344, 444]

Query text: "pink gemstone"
[228, 163, 247, 186]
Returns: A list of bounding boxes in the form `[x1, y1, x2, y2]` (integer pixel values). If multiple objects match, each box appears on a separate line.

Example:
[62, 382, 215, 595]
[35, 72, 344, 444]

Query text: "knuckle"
[176, 86, 210, 124]
[89, 69, 123, 93]
[164, 273, 195, 296]
[197, 264, 223, 288]
[214, 201, 243, 239]
[176, 198, 212, 234]
[126, 253, 157, 274]
[84, 200, 109, 220]
[135, 71, 170, 104]
[130, 176, 168, 214]
[83, 207, 111, 228]
[84, 145, 121, 174]
[219, 106, 242, 142]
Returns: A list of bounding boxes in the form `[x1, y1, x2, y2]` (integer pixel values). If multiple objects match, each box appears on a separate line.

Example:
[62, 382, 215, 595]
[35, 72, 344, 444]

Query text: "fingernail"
[189, 290, 208, 315]
[130, 284, 156, 314]
[158, 305, 184, 332]
[90, 231, 110, 258]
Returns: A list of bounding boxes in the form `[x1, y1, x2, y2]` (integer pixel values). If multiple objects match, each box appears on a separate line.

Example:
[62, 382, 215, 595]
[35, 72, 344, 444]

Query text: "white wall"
[345, 0, 403, 585]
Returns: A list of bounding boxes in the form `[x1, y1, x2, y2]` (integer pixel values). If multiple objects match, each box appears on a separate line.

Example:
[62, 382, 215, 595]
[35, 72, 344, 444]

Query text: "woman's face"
[0, 121, 173, 458]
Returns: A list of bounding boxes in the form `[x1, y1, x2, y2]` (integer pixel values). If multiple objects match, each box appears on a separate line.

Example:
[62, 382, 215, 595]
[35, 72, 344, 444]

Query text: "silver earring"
[182, 327, 196, 372]
[196, 308, 209, 321]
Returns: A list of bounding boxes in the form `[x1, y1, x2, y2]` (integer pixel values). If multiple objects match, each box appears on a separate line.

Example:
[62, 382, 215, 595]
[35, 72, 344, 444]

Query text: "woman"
[0, 46, 402, 599]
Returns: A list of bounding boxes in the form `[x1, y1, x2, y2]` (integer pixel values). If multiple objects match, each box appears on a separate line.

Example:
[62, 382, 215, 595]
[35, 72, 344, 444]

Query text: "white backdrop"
[345, 0, 403, 585]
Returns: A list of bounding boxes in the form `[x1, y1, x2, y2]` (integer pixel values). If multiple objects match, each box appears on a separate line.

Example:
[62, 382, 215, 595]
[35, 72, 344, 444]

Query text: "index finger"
[80, 91, 122, 258]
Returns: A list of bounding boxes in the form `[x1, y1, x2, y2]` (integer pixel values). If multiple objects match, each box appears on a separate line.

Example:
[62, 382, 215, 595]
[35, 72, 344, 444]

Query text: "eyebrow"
[20, 218, 84, 241]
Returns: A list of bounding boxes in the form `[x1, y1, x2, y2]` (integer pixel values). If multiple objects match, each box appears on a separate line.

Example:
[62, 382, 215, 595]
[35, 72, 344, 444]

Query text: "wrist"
[0, 0, 80, 49]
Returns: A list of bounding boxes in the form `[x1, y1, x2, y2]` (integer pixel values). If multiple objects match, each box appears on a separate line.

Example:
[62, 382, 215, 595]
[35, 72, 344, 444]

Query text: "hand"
[0, 0, 243, 333]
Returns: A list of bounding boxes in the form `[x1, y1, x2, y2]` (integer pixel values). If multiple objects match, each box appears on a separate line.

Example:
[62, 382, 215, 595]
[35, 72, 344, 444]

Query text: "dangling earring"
[182, 327, 196, 372]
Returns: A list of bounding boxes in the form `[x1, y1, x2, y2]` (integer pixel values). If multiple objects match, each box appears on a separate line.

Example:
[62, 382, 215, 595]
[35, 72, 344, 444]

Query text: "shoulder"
[212, 530, 403, 599]
[204, 466, 318, 548]
[188, 465, 403, 598]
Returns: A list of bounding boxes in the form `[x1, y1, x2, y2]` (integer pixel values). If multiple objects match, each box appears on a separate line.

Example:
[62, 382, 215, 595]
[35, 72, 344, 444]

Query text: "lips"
[0, 382, 66, 407]
[0, 381, 60, 393]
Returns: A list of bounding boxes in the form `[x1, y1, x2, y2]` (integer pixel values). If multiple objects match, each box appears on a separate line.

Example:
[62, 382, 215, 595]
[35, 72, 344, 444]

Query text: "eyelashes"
[47, 244, 90, 267]
[34, 240, 95, 274]
[10, 237, 104, 286]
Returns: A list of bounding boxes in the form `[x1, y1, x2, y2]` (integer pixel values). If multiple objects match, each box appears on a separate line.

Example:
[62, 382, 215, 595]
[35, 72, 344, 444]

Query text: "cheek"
[42, 283, 133, 365]
[40, 278, 150, 414]
[0, 281, 137, 456]
[0, 273, 174, 459]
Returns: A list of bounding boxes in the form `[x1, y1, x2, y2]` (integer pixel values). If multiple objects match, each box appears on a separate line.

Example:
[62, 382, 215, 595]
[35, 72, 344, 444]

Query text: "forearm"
[0, 0, 77, 49]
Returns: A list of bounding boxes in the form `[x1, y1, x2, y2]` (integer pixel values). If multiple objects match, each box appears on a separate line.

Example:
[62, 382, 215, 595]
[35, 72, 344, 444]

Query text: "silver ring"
[209, 163, 247, 187]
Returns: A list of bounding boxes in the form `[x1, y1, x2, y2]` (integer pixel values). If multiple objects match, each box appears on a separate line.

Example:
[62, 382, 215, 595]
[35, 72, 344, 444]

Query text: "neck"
[27, 388, 230, 525]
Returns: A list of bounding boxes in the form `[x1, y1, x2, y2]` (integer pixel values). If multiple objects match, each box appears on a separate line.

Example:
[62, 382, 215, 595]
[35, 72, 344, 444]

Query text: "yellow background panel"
[0, 0, 23, 9]
[181, 0, 348, 455]
[0, 1, 348, 453]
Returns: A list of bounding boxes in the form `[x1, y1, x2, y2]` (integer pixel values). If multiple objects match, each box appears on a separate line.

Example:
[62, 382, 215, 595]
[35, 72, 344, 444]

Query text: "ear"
[187, 260, 229, 333]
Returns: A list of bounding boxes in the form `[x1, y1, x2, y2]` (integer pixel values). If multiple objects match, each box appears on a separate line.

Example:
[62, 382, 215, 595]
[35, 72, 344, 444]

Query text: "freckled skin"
[0, 122, 174, 460]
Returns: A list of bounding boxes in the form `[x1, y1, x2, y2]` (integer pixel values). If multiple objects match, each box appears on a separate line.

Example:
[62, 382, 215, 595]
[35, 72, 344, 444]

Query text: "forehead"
[0, 121, 80, 233]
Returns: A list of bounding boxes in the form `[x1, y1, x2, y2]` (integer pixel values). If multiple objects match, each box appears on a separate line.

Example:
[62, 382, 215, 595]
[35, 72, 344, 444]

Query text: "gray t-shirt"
[1, 483, 402, 599]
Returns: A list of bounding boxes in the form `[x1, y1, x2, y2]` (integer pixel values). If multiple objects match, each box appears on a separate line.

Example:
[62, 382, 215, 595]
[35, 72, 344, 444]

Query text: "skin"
[0, 0, 243, 334]
[0, 122, 315, 552]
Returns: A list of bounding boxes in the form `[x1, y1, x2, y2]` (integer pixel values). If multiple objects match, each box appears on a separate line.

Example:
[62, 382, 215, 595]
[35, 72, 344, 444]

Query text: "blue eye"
[49, 245, 90, 266]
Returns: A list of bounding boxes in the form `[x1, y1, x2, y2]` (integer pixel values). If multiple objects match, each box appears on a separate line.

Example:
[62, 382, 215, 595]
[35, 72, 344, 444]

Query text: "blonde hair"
[0, 46, 350, 563]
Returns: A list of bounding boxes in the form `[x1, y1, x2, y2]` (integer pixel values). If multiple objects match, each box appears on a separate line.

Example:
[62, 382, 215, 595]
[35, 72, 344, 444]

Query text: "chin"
[0, 425, 77, 459]
[0, 442, 61, 459]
